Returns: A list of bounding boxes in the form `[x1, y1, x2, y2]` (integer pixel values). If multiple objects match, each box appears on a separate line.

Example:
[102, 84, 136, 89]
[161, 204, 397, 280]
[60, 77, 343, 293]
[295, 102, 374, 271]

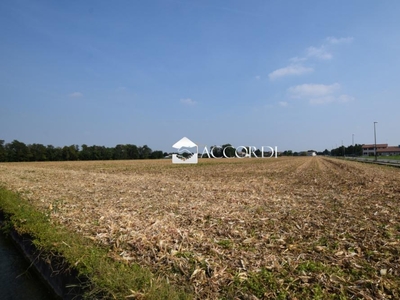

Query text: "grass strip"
[0, 187, 192, 299]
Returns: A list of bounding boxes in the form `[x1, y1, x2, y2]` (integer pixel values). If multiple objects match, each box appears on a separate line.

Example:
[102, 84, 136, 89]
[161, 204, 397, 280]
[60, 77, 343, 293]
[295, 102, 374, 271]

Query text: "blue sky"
[1, 0, 399, 152]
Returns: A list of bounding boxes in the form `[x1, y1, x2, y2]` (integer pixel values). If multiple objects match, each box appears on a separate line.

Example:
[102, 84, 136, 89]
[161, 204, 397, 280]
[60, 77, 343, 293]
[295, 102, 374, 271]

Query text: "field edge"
[0, 186, 192, 300]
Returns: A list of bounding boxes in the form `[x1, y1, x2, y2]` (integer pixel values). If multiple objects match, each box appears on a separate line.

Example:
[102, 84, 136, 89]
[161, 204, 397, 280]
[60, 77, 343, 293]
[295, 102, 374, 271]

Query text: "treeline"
[330, 144, 363, 156]
[0, 140, 167, 162]
[281, 150, 330, 156]
[280, 144, 363, 157]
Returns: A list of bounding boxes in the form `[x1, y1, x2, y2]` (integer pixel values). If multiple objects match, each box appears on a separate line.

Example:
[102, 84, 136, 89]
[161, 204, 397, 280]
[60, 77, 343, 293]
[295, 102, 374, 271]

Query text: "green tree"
[89, 145, 102, 160]
[221, 144, 235, 158]
[80, 144, 91, 160]
[354, 144, 362, 156]
[286, 150, 293, 156]
[151, 150, 164, 159]
[6, 140, 31, 161]
[126, 144, 139, 159]
[210, 145, 223, 158]
[254, 149, 262, 157]
[138, 145, 152, 159]
[113, 144, 127, 160]
[0, 140, 6, 162]
[46, 145, 63, 161]
[62, 145, 79, 161]
[99, 146, 113, 160]
[29, 143, 47, 161]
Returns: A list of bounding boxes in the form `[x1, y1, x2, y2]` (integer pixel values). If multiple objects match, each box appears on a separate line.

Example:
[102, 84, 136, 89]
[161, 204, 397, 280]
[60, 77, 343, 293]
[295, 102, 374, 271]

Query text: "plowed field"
[1, 157, 399, 299]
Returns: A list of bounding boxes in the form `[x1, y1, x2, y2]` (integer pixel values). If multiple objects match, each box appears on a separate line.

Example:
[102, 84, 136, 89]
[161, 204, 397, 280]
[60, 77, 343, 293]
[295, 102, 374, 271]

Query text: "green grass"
[216, 239, 234, 249]
[221, 263, 350, 300]
[0, 187, 191, 300]
[379, 155, 400, 160]
[361, 155, 400, 160]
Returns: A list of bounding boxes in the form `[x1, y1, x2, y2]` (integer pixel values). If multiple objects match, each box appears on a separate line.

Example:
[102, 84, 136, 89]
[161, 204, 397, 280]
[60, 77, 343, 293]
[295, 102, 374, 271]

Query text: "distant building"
[362, 144, 400, 156]
[307, 150, 317, 156]
[362, 144, 388, 156]
[377, 146, 400, 156]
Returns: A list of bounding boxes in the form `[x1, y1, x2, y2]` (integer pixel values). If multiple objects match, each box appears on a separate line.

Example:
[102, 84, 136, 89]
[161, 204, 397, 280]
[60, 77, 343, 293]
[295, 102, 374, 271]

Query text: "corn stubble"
[1, 157, 399, 299]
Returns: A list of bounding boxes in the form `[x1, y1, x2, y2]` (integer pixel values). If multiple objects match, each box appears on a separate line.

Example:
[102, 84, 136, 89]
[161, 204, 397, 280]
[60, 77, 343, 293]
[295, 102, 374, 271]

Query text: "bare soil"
[1, 157, 399, 299]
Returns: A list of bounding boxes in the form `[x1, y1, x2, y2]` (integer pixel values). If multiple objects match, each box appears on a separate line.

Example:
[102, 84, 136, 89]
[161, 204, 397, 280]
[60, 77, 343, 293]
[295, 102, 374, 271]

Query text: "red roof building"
[362, 144, 400, 156]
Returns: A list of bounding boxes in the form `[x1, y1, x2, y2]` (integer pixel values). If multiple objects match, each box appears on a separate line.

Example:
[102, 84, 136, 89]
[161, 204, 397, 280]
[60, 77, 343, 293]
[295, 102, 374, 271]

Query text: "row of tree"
[0, 140, 166, 162]
[280, 145, 363, 157]
[281, 150, 330, 156]
[330, 144, 363, 156]
[0, 140, 366, 162]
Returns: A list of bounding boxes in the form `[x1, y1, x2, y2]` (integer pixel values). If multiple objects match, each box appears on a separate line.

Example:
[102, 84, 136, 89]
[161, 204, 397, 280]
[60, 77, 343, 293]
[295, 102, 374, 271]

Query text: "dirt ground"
[1, 157, 399, 299]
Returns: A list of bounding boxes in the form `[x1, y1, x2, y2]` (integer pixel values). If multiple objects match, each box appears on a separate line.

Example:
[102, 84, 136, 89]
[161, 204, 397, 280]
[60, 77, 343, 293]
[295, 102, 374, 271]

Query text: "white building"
[307, 150, 317, 156]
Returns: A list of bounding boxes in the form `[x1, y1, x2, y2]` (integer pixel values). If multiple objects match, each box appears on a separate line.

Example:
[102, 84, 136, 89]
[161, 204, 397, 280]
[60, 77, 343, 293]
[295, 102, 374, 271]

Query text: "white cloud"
[255, 75, 261, 80]
[69, 92, 83, 98]
[180, 98, 197, 105]
[288, 83, 354, 105]
[326, 36, 354, 44]
[267, 37, 353, 82]
[278, 101, 288, 107]
[268, 64, 314, 80]
[306, 46, 332, 60]
[268, 36, 353, 80]
[289, 56, 307, 63]
[288, 83, 340, 98]
[337, 94, 355, 102]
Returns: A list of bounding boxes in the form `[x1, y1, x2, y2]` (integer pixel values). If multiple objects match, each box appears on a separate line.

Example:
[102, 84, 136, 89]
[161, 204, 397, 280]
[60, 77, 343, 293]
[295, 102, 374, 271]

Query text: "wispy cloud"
[68, 92, 83, 98]
[326, 36, 354, 44]
[287, 83, 353, 104]
[255, 75, 261, 80]
[337, 94, 355, 103]
[289, 56, 307, 63]
[288, 83, 340, 98]
[180, 98, 197, 105]
[307, 36, 353, 59]
[269, 64, 314, 80]
[306, 46, 332, 60]
[269, 36, 353, 81]
[307, 93, 354, 105]
[278, 101, 288, 107]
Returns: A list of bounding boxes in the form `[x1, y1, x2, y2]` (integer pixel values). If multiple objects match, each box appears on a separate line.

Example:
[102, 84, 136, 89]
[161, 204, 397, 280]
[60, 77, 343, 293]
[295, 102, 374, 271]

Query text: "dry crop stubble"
[0, 157, 399, 299]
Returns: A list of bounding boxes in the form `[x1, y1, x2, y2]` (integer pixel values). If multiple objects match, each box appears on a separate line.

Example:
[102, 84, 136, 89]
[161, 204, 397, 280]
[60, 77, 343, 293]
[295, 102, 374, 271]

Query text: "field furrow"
[0, 157, 399, 299]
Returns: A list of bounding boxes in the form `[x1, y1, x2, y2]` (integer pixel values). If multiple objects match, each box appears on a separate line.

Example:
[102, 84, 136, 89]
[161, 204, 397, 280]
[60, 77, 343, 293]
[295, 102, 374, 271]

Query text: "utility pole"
[352, 134, 354, 156]
[374, 122, 378, 161]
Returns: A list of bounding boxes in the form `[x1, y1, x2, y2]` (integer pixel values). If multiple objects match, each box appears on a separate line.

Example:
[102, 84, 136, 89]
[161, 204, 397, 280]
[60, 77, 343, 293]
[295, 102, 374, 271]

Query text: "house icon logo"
[172, 137, 198, 164]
